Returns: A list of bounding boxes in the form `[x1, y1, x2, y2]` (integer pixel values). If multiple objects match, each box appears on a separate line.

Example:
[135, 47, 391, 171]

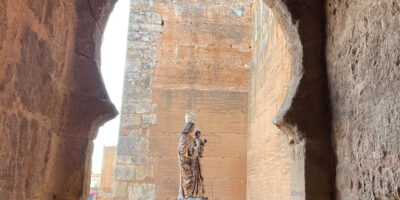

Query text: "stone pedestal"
[178, 197, 208, 200]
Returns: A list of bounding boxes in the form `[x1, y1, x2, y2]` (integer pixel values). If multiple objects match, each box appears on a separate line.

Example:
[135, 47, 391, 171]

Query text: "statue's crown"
[185, 112, 197, 124]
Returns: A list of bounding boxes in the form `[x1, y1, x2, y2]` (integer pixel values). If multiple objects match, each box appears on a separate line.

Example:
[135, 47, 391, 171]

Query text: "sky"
[92, 0, 130, 174]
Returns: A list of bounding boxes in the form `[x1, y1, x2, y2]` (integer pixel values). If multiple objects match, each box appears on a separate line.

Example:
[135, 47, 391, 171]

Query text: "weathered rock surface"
[0, 0, 117, 199]
[327, 0, 400, 199]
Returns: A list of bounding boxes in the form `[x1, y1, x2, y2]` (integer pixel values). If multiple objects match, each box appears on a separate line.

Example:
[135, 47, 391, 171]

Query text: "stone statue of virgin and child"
[178, 112, 208, 200]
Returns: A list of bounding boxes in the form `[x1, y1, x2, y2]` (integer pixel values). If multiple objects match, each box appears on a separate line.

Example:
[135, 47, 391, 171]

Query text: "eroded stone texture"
[327, 0, 400, 199]
[0, 0, 117, 199]
[247, 1, 292, 199]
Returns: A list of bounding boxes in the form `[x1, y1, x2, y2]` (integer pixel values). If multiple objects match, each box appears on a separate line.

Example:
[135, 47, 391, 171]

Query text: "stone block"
[230, 6, 246, 17]
[128, 183, 156, 200]
[142, 35, 153, 42]
[130, 0, 153, 10]
[120, 114, 141, 127]
[115, 165, 135, 180]
[123, 88, 152, 103]
[122, 103, 152, 114]
[125, 58, 141, 73]
[145, 12, 162, 25]
[128, 32, 141, 41]
[128, 41, 148, 50]
[125, 128, 140, 136]
[135, 165, 154, 180]
[130, 13, 145, 23]
[124, 73, 152, 88]
[131, 156, 151, 164]
[140, 24, 163, 33]
[143, 58, 156, 69]
[142, 114, 156, 126]
[138, 138, 149, 155]
[116, 155, 132, 165]
[127, 51, 143, 58]
[117, 155, 151, 165]
[117, 136, 140, 155]
[129, 24, 140, 32]
[112, 181, 127, 198]
[122, 128, 149, 137]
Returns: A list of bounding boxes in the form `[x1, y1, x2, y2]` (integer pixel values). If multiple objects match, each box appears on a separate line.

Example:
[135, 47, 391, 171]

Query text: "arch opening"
[247, 0, 293, 199]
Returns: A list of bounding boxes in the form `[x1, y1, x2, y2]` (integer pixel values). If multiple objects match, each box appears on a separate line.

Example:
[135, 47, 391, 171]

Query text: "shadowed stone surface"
[327, 0, 400, 199]
[261, 0, 334, 199]
[0, 0, 117, 199]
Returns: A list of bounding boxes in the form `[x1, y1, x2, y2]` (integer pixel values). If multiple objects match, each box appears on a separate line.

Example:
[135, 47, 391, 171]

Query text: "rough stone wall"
[0, 0, 117, 199]
[114, 0, 252, 199]
[113, 1, 162, 199]
[327, 0, 400, 199]
[247, 1, 292, 199]
[100, 146, 116, 195]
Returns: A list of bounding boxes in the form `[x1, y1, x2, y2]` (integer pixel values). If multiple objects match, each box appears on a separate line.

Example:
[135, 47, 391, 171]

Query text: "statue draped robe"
[178, 133, 204, 199]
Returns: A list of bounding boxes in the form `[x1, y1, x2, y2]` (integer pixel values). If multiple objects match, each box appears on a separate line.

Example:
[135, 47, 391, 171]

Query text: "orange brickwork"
[114, 0, 252, 199]
[247, 1, 292, 200]
[100, 146, 116, 194]
[150, 1, 252, 199]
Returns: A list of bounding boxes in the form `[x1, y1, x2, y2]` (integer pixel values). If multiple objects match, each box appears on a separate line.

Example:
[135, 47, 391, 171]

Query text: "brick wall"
[100, 146, 116, 194]
[114, 0, 252, 199]
[247, 1, 292, 199]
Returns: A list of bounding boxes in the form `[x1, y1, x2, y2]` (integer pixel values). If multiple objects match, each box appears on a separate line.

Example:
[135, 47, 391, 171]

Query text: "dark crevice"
[74, 49, 93, 60]
[87, 0, 102, 32]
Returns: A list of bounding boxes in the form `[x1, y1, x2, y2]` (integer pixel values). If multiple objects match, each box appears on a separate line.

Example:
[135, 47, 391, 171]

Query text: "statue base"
[178, 195, 208, 200]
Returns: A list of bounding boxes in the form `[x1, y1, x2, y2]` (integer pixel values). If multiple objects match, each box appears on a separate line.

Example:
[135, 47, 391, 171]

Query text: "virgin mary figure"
[178, 113, 205, 200]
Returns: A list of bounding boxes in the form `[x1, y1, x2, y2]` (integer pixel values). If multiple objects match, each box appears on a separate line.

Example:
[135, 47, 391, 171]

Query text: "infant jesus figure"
[194, 130, 207, 158]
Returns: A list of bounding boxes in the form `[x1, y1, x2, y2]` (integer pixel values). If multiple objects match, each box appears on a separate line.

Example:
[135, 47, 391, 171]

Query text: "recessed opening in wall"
[90, 0, 295, 199]
[90, 0, 130, 198]
[247, 0, 293, 199]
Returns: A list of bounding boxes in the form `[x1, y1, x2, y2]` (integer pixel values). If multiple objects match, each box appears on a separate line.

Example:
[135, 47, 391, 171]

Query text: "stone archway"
[247, 0, 292, 199]
[0, 0, 118, 199]
[263, 0, 334, 199]
[113, 1, 252, 199]
[0, 0, 332, 199]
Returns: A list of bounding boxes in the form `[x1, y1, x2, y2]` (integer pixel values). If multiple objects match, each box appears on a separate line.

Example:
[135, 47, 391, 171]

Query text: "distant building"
[98, 146, 116, 200]
[89, 146, 116, 200]
[90, 173, 101, 192]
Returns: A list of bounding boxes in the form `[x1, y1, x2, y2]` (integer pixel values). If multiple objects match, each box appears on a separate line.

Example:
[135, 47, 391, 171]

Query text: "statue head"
[181, 112, 197, 135]
[181, 122, 195, 135]
[185, 112, 196, 124]
[195, 129, 202, 138]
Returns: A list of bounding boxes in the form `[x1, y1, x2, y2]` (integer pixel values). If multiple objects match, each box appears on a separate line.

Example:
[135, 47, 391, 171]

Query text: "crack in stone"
[74, 49, 93, 60]
[87, 0, 102, 32]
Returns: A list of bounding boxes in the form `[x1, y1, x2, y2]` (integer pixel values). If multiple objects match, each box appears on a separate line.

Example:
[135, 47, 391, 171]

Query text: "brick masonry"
[113, 0, 161, 199]
[100, 147, 117, 195]
[114, 0, 252, 199]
